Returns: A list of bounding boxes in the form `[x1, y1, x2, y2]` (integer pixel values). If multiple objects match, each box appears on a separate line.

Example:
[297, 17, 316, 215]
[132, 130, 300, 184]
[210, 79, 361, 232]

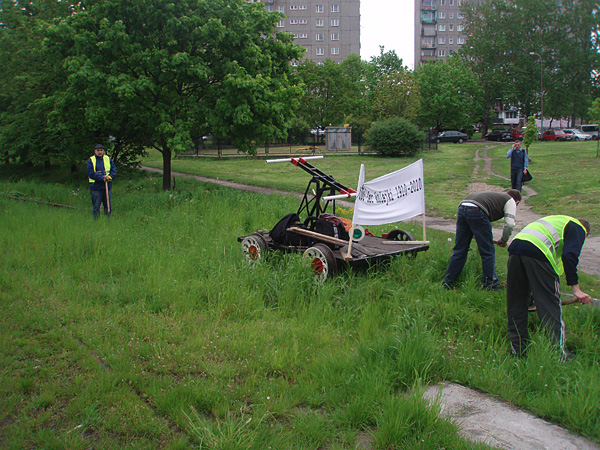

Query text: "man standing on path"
[506, 216, 590, 359]
[506, 140, 529, 192]
[442, 190, 521, 290]
[86, 144, 116, 219]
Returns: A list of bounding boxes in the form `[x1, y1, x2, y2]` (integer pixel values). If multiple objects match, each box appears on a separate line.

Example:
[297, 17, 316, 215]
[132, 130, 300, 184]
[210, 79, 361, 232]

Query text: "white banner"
[352, 159, 425, 226]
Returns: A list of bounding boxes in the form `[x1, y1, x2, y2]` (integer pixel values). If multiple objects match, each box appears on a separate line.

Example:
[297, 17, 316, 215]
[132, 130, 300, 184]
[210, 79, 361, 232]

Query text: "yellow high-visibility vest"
[514, 215, 586, 275]
[89, 155, 111, 183]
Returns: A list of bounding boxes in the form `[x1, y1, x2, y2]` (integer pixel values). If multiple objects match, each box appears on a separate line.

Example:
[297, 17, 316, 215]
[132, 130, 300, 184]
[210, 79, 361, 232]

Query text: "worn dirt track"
[141, 152, 599, 277]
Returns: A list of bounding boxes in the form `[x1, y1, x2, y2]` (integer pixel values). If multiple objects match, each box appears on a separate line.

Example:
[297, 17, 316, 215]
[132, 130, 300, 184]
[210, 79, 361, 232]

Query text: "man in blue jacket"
[86, 144, 116, 219]
[506, 140, 529, 192]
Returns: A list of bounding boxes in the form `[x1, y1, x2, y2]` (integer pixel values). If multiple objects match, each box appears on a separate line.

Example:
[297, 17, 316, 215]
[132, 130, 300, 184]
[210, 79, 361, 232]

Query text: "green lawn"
[1, 144, 599, 449]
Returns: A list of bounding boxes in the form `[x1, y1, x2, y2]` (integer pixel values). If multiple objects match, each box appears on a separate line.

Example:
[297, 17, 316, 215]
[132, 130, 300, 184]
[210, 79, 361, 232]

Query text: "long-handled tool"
[104, 177, 111, 215]
[561, 293, 599, 307]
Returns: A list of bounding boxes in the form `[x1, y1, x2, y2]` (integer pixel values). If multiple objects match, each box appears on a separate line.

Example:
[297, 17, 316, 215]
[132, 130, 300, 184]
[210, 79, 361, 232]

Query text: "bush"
[286, 117, 311, 145]
[365, 117, 424, 157]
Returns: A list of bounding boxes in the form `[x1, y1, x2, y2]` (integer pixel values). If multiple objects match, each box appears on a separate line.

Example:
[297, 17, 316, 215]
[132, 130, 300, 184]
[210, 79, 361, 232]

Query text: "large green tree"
[0, 0, 78, 167]
[460, 0, 600, 130]
[296, 57, 363, 129]
[44, 0, 303, 189]
[414, 57, 482, 131]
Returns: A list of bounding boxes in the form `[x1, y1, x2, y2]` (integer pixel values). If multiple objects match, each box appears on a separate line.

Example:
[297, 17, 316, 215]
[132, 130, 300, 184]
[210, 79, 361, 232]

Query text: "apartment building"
[251, 0, 360, 64]
[413, 0, 481, 66]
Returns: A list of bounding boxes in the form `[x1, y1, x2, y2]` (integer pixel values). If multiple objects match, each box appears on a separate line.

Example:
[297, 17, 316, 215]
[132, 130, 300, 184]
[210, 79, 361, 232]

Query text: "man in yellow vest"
[506, 216, 591, 360]
[86, 144, 116, 219]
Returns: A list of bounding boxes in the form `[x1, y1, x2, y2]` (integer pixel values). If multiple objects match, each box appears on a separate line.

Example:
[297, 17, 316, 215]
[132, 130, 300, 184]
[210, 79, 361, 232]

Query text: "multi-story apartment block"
[413, 0, 481, 67]
[251, 0, 360, 64]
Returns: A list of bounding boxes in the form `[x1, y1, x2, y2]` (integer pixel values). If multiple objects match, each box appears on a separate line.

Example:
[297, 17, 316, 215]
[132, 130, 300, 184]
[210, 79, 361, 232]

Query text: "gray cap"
[94, 144, 104, 149]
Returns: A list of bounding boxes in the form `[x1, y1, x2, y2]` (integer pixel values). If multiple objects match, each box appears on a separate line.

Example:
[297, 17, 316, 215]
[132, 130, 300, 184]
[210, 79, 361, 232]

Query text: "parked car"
[431, 130, 469, 143]
[541, 129, 573, 141]
[485, 130, 513, 142]
[562, 129, 592, 141]
[576, 124, 598, 140]
[510, 128, 524, 140]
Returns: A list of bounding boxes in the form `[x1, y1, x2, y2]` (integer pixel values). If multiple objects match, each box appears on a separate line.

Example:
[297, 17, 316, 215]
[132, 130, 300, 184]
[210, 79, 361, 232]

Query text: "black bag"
[270, 213, 306, 246]
[314, 214, 350, 242]
[523, 170, 532, 182]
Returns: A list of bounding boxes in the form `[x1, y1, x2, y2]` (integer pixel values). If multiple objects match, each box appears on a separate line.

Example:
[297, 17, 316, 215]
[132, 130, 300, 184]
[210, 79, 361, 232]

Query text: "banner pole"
[344, 225, 355, 261]
[422, 214, 426, 241]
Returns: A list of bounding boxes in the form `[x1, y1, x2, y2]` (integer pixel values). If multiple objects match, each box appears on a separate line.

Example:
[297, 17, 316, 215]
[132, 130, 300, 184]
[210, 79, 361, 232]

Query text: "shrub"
[365, 117, 424, 157]
[286, 117, 311, 145]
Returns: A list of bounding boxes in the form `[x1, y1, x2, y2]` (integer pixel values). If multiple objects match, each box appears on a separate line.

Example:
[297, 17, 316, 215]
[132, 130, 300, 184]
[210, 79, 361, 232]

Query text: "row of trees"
[1, 0, 599, 189]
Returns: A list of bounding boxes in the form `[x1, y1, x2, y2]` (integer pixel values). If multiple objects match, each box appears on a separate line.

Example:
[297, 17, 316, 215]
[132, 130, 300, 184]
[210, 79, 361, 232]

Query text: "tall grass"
[1, 166, 599, 449]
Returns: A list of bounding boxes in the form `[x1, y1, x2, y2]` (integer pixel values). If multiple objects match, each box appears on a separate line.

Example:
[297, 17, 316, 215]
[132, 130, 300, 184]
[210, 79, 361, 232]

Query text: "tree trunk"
[162, 146, 172, 191]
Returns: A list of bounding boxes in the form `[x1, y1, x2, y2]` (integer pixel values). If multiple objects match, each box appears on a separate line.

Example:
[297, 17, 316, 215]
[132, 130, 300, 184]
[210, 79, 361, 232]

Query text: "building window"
[440, 0, 446, 5]
[316, 33, 324, 41]
[331, 18, 339, 26]
[438, 37, 446, 44]
[299, 5, 307, 10]
[316, 47, 325, 55]
[265, 5, 273, 11]
[297, 33, 308, 39]
[449, 0, 454, 5]
[290, 5, 298, 10]
[423, 36, 435, 47]
[276, 6, 285, 12]
[331, 32, 339, 40]
[449, 12, 454, 19]
[457, 37, 465, 44]
[449, 37, 453, 44]
[458, 0, 462, 5]
[457, 12, 464, 19]
[316, 5, 323, 13]
[438, 24, 446, 31]
[449, 24, 454, 31]
[277, 20, 284, 28]
[457, 24, 464, 31]
[316, 19, 324, 26]
[449, 50, 455, 55]
[331, 47, 340, 55]
[290, 19, 298, 24]
[438, 49, 446, 56]
[331, 4, 339, 12]
[424, 0, 435, 7]
[439, 12, 446, 19]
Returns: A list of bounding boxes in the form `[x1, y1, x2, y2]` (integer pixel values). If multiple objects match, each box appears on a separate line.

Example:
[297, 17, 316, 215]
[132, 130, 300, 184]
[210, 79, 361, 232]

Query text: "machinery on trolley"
[238, 156, 429, 282]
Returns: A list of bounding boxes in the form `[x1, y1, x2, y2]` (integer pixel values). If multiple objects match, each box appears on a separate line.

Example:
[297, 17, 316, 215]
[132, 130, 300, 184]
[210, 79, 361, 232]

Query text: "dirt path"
[141, 158, 599, 277]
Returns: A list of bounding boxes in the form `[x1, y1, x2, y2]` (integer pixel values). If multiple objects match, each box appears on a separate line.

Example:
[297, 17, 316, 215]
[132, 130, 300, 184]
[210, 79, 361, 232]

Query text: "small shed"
[325, 126, 352, 151]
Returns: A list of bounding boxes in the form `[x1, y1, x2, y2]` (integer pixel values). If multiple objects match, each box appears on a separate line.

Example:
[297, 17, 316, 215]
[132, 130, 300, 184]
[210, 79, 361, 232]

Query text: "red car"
[541, 130, 573, 141]
[511, 128, 524, 140]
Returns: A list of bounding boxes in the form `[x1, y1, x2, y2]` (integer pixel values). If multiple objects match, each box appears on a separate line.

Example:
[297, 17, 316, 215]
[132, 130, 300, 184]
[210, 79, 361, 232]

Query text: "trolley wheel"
[386, 229, 417, 258]
[385, 229, 415, 241]
[303, 243, 337, 283]
[241, 234, 268, 266]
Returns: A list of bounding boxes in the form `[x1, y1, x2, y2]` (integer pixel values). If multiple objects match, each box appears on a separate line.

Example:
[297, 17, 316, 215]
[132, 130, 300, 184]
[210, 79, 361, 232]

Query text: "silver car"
[562, 129, 592, 141]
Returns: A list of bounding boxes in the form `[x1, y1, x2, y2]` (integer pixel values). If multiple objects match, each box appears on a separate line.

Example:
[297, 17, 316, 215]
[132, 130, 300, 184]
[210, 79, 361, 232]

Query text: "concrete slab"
[423, 383, 600, 450]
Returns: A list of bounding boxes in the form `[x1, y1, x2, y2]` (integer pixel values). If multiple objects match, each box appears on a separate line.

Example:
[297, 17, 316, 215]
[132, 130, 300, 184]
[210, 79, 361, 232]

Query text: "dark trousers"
[506, 254, 565, 356]
[443, 205, 498, 289]
[510, 168, 524, 192]
[91, 189, 111, 219]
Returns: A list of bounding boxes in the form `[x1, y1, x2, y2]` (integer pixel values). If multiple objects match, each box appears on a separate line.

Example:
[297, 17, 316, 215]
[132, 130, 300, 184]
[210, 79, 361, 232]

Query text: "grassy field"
[144, 140, 600, 230]
[1, 143, 599, 449]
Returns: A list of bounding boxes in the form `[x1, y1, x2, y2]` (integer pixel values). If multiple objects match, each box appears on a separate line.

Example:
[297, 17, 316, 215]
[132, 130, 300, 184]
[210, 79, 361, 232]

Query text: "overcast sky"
[360, 1, 415, 69]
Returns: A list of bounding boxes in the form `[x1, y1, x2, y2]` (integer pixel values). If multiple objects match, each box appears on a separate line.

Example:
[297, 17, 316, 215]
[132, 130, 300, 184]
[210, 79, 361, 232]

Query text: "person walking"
[506, 216, 591, 359]
[506, 140, 529, 192]
[86, 144, 116, 219]
[442, 190, 521, 290]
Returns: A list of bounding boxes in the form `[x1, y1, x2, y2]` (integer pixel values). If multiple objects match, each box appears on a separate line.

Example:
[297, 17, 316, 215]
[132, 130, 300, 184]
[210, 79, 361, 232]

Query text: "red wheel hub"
[311, 258, 324, 273]
[248, 245, 259, 260]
